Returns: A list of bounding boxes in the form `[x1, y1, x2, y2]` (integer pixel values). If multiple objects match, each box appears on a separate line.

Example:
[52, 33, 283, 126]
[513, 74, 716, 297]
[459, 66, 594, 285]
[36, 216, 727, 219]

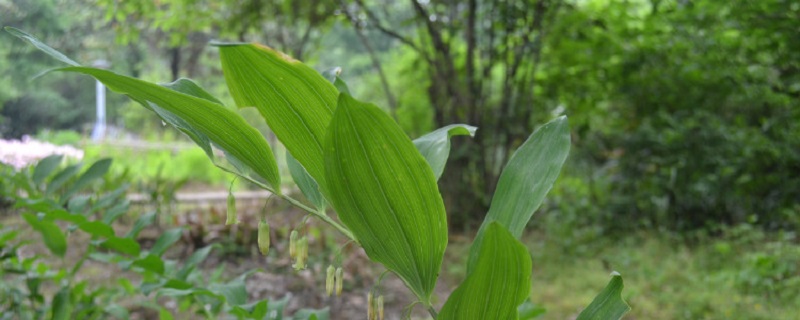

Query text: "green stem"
[215, 165, 358, 243]
[427, 306, 438, 319]
[70, 238, 95, 280]
[278, 193, 357, 242]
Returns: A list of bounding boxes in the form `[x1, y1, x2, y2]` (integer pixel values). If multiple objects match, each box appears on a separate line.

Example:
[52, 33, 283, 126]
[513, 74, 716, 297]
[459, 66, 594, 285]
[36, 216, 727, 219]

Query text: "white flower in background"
[0, 136, 84, 170]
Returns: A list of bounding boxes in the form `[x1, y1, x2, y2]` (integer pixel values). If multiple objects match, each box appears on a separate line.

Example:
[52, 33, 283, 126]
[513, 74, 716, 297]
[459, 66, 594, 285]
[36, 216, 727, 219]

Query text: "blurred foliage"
[0, 157, 329, 319]
[0, 0, 130, 138]
[541, 0, 800, 231]
[3, 0, 798, 232]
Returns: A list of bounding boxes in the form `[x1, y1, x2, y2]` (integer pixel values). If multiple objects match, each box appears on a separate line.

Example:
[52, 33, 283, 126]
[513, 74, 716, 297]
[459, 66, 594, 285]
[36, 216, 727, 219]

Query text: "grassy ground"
[3, 192, 797, 319]
[518, 226, 799, 319]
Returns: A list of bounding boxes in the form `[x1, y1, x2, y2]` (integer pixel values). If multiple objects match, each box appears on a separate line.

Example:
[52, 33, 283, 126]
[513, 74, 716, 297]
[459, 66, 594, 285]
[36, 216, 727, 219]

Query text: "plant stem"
[427, 306, 438, 319]
[70, 237, 95, 280]
[216, 166, 357, 243]
[278, 193, 357, 242]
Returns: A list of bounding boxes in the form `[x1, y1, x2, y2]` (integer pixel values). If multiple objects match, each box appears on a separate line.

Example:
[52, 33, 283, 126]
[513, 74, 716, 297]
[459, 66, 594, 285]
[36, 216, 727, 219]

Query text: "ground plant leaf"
[218, 43, 338, 191]
[438, 222, 532, 320]
[22, 213, 66, 257]
[324, 93, 447, 303]
[576, 272, 631, 320]
[413, 124, 477, 180]
[32, 154, 63, 185]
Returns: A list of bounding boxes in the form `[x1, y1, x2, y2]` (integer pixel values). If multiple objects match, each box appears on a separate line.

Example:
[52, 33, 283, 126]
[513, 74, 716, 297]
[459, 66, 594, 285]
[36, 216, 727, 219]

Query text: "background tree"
[342, 0, 564, 228]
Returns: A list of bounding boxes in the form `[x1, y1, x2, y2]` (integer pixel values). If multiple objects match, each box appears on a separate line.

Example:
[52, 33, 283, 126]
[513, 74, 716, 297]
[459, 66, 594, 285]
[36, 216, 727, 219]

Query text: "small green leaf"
[150, 228, 183, 256]
[132, 254, 165, 274]
[231, 300, 269, 319]
[438, 223, 531, 320]
[158, 308, 174, 320]
[47, 164, 82, 195]
[413, 124, 477, 180]
[287, 152, 326, 211]
[468, 116, 570, 272]
[322, 67, 351, 95]
[22, 213, 66, 257]
[33, 155, 63, 186]
[48, 209, 88, 225]
[219, 43, 338, 191]
[101, 237, 141, 256]
[79, 221, 115, 238]
[67, 195, 91, 213]
[576, 272, 631, 320]
[66, 158, 113, 196]
[208, 273, 251, 306]
[51, 286, 73, 320]
[324, 93, 447, 303]
[126, 212, 156, 238]
[518, 300, 547, 319]
[293, 307, 330, 320]
[104, 304, 130, 320]
[102, 200, 129, 224]
[178, 245, 215, 279]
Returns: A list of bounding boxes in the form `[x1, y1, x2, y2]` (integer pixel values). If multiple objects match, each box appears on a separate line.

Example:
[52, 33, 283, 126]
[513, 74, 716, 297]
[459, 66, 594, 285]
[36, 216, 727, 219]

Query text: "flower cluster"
[0, 136, 83, 170]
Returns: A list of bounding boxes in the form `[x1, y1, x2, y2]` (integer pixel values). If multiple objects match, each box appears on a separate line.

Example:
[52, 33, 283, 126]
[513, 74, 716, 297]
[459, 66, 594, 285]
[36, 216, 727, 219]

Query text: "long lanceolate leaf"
[65, 67, 281, 190]
[6, 28, 281, 191]
[438, 222, 531, 320]
[324, 94, 447, 304]
[468, 116, 571, 272]
[218, 43, 339, 191]
[577, 273, 631, 320]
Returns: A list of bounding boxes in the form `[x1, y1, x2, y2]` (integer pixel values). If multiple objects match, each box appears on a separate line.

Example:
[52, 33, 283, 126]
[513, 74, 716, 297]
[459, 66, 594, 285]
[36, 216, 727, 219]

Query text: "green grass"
[521, 226, 799, 319]
[440, 224, 798, 320]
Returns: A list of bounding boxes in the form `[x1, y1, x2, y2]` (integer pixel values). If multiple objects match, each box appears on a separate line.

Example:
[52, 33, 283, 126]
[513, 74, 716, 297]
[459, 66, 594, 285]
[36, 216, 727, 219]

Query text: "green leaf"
[177, 245, 215, 279]
[413, 124, 477, 180]
[468, 116, 570, 272]
[158, 308, 174, 320]
[104, 304, 130, 320]
[74, 67, 281, 190]
[7, 29, 282, 189]
[67, 195, 91, 213]
[48, 209, 88, 225]
[33, 155, 63, 186]
[293, 307, 330, 320]
[132, 254, 165, 274]
[218, 43, 338, 190]
[287, 152, 326, 211]
[22, 213, 66, 257]
[518, 301, 547, 319]
[126, 212, 156, 238]
[208, 273, 251, 306]
[321, 67, 351, 95]
[4, 27, 80, 66]
[102, 200, 129, 224]
[51, 286, 73, 320]
[438, 222, 531, 320]
[324, 93, 447, 303]
[78, 221, 115, 238]
[230, 300, 268, 319]
[576, 272, 631, 320]
[47, 164, 82, 195]
[149, 228, 183, 256]
[65, 158, 113, 197]
[101, 237, 141, 256]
